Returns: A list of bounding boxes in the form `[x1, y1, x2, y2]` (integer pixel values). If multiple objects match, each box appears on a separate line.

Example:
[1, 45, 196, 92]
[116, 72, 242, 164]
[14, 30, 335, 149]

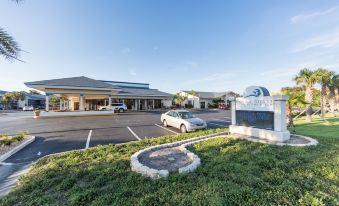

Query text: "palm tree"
[0, 0, 22, 61]
[173, 93, 187, 108]
[315, 68, 335, 118]
[293, 68, 317, 122]
[281, 87, 307, 127]
[333, 74, 339, 111]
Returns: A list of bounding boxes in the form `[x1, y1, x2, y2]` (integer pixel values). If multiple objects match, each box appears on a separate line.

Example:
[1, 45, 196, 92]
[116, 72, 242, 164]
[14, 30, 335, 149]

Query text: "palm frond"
[0, 27, 21, 61]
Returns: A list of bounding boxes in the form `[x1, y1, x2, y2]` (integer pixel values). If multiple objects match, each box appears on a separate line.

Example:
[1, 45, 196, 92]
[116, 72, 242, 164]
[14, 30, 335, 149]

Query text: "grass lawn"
[0, 119, 338, 206]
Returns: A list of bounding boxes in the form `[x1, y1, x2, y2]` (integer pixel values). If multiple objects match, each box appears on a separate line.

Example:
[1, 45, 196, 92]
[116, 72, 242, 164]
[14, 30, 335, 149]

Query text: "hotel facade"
[25, 76, 173, 111]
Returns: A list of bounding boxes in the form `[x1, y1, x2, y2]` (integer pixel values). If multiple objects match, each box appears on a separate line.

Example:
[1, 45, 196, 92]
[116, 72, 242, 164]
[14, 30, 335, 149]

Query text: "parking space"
[89, 127, 136, 147]
[0, 110, 231, 164]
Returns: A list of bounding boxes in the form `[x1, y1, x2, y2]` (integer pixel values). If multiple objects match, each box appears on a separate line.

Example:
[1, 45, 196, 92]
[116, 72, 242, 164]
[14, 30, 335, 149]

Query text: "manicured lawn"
[0, 119, 338, 206]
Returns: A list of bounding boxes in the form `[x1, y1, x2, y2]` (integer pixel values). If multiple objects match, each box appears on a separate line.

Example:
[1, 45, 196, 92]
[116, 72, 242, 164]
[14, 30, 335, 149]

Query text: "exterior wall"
[161, 99, 172, 108]
[17, 99, 27, 109]
[199, 99, 213, 109]
[178, 91, 199, 109]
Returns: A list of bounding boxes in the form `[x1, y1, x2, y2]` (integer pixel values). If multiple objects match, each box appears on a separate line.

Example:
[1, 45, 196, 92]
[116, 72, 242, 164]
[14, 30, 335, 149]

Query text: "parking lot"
[0, 109, 231, 195]
[0, 110, 231, 164]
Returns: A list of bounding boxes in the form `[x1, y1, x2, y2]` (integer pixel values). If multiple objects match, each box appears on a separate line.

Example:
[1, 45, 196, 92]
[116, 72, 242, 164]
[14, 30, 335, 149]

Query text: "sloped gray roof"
[118, 87, 172, 97]
[26, 94, 45, 100]
[25, 76, 118, 89]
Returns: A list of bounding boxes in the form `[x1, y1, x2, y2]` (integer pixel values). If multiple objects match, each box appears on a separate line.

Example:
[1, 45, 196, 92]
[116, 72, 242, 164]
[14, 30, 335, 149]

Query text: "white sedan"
[23, 106, 34, 111]
[160, 110, 207, 133]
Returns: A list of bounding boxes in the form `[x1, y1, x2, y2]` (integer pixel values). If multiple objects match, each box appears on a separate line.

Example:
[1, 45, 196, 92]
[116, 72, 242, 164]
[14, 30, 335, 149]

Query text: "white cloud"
[292, 29, 339, 52]
[290, 7, 338, 23]
[122, 47, 131, 54]
[129, 69, 136, 76]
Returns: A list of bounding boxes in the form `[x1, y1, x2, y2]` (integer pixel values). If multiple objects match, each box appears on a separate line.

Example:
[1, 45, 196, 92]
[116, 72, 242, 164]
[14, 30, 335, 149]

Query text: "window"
[178, 111, 195, 119]
[172, 112, 178, 118]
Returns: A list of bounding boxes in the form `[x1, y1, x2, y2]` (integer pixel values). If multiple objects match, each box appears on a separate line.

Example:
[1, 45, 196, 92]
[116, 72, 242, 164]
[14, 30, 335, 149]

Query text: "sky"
[1, 0, 339, 94]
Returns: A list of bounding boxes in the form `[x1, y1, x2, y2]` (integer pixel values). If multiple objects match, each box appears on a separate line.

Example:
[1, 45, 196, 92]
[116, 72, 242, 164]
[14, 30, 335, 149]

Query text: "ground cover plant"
[0, 131, 28, 146]
[0, 119, 338, 206]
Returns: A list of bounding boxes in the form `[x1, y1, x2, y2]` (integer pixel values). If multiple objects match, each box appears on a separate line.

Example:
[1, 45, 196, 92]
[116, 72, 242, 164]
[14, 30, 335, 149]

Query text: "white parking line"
[208, 122, 226, 127]
[127, 126, 141, 140]
[223, 117, 232, 120]
[154, 124, 179, 134]
[213, 118, 231, 122]
[85, 130, 92, 149]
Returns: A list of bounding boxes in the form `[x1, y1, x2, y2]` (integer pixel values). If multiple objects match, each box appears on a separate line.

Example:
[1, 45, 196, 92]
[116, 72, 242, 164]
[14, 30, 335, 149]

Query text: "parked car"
[23, 106, 34, 111]
[98, 103, 127, 112]
[160, 110, 207, 133]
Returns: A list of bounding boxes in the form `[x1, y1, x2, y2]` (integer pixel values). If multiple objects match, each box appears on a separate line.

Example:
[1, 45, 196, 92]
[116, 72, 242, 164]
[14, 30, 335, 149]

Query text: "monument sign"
[230, 86, 290, 142]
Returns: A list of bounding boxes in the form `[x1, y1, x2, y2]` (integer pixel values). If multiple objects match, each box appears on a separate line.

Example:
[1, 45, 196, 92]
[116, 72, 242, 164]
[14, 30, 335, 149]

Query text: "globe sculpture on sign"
[230, 86, 290, 142]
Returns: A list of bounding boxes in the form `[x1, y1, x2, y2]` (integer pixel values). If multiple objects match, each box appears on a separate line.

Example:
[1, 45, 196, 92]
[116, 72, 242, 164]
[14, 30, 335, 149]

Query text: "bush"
[186, 103, 193, 109]
[0, 131, 28, 146]
[0, 137, 15, 146]
[0, 133, 9, 138]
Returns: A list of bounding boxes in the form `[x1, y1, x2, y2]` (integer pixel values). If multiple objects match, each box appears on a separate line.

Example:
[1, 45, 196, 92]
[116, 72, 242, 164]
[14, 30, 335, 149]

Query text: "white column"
[108, 95, 112, 110]
[152, 99, 155, 109]
[231, 100, 236, 125]
[138, 99, 141, 110]
[79, 95, 84, 111]
[144, 99, 147, 110]
[60, 99, 63, 110]
[45, 95, 50, 112]
[273, 96, 288, 132]
[122, 99, 125, 104]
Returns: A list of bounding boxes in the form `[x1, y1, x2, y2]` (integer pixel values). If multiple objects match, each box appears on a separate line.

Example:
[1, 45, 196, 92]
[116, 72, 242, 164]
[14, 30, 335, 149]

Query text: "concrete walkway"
[0, 162, 32, 197]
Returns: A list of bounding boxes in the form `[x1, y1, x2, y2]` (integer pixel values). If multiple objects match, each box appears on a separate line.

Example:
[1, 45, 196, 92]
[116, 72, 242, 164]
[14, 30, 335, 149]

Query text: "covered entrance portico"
[46, 92, 117, 112]
[25, 76, 173, 115]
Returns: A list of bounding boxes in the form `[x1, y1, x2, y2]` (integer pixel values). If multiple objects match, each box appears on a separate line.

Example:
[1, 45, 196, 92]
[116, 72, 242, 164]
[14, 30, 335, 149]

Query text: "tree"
[293, 68, 317, 122]
[188, 90, 197, 97]
[281, 87, 307, 127]
[173, 93, 187, 108]
[0, 0, 22, 61]
[1, 93, 13, 109]
[315, 68, 335, 118]
[333, 75, 339, 111]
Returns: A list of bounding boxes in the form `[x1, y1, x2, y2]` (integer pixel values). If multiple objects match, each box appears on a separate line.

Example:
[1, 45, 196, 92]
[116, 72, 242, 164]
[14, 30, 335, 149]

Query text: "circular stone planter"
[130, 132, 228, 179]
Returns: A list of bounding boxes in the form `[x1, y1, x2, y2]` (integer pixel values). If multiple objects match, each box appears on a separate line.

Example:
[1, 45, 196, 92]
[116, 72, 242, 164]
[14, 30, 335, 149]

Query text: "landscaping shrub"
[0, 131, 28, 146]
[0, 133, 8, 138]
[0, 137, 14, 146]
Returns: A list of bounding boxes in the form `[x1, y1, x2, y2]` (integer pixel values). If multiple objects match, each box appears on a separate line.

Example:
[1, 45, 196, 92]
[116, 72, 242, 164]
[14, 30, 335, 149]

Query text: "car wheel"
[163, 120, 168, 127]
[180, 124, 187, 133]
[119, 108, 123, 113]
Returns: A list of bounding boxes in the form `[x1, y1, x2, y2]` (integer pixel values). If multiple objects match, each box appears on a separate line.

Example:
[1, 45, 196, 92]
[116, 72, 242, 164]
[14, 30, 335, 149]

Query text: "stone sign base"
[229, 125, 290, 142]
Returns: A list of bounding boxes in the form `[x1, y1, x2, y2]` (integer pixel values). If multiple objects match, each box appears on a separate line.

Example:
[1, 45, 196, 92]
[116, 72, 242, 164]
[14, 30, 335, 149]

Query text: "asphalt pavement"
[0, 109, 231, 197]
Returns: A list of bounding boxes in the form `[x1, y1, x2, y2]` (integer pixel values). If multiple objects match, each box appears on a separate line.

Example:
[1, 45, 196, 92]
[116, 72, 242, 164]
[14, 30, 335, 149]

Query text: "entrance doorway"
[200, 102, 205, 109]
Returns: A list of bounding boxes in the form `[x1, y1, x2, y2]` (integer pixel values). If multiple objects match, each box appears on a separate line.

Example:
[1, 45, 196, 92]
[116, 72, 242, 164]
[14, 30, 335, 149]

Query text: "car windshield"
[178, 112, 195, 119]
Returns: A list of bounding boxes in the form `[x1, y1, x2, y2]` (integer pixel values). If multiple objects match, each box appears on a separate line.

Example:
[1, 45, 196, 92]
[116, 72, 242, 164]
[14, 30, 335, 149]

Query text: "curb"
[0, 136, 36, 162]
[130, 132, 229, 179]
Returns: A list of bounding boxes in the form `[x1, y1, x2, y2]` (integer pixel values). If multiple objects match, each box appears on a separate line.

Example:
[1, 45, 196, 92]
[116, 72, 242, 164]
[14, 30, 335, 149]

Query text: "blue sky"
[1, 0, 339, 94]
